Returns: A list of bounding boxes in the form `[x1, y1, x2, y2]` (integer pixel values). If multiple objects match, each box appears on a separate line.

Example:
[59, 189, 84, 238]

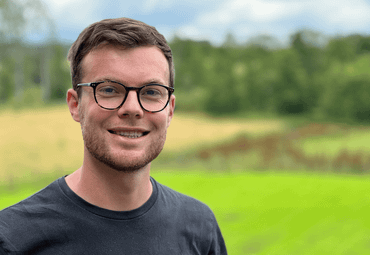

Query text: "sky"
[33, 0, 370, 46]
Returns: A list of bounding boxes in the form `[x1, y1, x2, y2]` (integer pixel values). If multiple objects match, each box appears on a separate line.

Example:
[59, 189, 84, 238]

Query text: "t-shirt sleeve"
[208, 216, 228, 255]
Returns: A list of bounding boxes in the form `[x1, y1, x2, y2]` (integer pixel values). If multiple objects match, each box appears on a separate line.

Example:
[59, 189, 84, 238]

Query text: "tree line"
[172, 31, 370, 123]
[1, 30, 370, 123]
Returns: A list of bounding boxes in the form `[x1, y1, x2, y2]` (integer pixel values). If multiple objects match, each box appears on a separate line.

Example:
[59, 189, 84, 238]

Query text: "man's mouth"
[108, 130, 149, 139]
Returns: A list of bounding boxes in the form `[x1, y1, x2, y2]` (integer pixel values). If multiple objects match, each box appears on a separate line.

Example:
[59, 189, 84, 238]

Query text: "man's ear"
[167, 94, 175, 128]
[67, 89, 81, 123]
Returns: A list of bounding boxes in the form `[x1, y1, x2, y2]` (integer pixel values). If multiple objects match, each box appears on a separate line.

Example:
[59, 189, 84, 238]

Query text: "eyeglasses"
[77, 80, 174, 113]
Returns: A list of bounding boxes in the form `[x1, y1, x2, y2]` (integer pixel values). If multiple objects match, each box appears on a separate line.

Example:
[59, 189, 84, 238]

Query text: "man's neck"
[65, 161, 153, 212]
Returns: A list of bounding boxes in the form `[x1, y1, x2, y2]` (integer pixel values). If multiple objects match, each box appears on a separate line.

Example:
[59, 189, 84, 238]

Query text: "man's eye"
[98, 86, 119, 95]
[103, 88, 115, 93]
[142, 89, 162, 98]
[144, 90, 159, 95]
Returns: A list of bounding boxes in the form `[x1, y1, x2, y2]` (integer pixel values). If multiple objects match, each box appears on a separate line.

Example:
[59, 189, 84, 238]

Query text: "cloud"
[313, 0, 370, 30]
[171, 0, 303, 44]
[175, 25, 213, 41]
[142, 0, 176, 13]
[43, 0, 75, 9]
[175, 0, 370, 44]
[39, 0, 370, 45]
[196, 0, 370, 30]
[43, 0, 103, 27]
[197, 0, 303, 26]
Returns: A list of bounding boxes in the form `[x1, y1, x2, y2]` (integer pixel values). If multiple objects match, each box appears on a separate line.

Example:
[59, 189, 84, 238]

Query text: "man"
[0, 18, 227, 254]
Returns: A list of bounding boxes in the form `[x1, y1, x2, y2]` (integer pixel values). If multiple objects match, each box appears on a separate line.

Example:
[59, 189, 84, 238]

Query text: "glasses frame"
[77, 80, 175, 113]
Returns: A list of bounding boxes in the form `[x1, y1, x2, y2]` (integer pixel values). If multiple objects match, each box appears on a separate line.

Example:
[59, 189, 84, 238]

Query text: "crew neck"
[57, 176, 158, 220]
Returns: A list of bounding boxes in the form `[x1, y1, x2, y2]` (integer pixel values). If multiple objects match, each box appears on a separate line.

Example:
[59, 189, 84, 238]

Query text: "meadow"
[2, 104, 370, 254]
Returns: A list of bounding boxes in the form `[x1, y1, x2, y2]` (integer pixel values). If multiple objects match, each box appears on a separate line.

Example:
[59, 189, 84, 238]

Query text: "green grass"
[153, 170, 370, 255]
[3, 170, 370, 254]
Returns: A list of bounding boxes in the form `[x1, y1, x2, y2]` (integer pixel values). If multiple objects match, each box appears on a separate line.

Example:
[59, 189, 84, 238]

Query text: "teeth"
[114, 131, 144, 138]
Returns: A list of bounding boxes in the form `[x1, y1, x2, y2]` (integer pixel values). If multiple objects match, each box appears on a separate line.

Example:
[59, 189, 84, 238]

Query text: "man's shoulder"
[0, 178, 70, 253]
[153, 179, 227, 254]
[0, 178, 61, 225]
[154, 178, 216, 219]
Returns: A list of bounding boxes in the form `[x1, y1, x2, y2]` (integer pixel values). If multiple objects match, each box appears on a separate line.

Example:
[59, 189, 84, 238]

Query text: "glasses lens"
[95, 82, 126, 109]
[139, 85, 170, 112]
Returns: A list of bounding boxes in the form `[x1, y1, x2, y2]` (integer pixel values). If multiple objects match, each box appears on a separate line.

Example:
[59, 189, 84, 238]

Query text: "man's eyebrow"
[109, 78, 167, 86]
[93, 76, 167, 86]
[95, 76, 118, 82]
[145, 79, 166, 85]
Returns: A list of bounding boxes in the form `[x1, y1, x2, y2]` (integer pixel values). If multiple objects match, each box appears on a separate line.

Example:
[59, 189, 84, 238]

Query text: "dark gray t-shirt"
[0, 177, 227, 254]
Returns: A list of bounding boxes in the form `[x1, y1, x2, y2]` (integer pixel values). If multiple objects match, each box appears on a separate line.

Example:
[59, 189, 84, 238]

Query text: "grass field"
[1, 170, 370, 254]
[2, 105, 370, 254]
[153, 171, 370, 255]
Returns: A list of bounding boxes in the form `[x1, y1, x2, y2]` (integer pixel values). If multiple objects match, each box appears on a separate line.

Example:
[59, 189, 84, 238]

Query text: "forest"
[1, 31, 370, 124]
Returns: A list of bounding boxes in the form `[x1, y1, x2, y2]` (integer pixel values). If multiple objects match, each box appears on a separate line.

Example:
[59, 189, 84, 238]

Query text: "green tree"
[50, 44, 70, 100]
[0, 56, 15, 102]
[326, 37, 357, 62]
[0, 0, 54, 103]
[317, 54, 370, 123]
[169, 32, 370, 122]
[273, 49, 310, 115]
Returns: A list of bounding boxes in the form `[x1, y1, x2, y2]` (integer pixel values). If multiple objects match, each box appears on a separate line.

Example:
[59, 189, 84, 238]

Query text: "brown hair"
[67, 18, 174, 96]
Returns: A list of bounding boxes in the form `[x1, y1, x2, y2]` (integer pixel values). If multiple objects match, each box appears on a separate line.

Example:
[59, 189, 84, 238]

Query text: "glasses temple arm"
[77, 83, 93, 87]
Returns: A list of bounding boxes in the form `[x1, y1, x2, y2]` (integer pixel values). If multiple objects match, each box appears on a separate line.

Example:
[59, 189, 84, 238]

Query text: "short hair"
[67, 18, 174, 97]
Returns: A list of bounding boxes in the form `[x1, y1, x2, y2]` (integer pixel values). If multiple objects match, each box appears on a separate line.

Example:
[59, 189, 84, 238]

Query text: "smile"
[108, 130, 149, 139]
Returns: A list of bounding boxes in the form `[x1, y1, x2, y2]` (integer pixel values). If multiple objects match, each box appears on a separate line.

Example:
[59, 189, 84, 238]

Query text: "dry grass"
[164, 113, 286, 153]
[0, 106, 83, 181]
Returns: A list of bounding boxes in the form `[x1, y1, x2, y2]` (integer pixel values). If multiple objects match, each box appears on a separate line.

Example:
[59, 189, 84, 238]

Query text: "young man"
[0, 18, 227, 254]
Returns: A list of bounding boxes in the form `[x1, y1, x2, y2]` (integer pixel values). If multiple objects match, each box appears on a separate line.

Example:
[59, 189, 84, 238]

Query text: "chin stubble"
[80, 113, 166, 173]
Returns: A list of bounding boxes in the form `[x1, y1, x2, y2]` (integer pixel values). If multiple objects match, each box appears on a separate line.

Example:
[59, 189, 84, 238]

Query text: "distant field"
[0, 105, 286, 181]
[2, 105, 370, 181]
[2, 170, 370, 255]
[301, 128, 370, 157]
[165, 112, 286, 153]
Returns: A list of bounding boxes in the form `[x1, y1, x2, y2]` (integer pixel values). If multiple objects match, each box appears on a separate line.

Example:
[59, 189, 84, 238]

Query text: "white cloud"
[142, 0, 224, 14]
[43, 0, 75, 9]
[175, 25, 213, 41]
[182, 0, 370, 44]
[43, 0, 101, 27]
[196, 0, 370, 28]
[174, 0, 304, 44]
[312, 0, 370, 30]
[142, 0, 176, 13]
[37, 0, 370, 45]
[198, 0, 304, 26]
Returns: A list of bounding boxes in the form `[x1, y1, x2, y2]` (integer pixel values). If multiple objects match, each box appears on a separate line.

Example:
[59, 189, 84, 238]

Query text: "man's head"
[67, 17, 174, 98]
[66, 18, 175, 173]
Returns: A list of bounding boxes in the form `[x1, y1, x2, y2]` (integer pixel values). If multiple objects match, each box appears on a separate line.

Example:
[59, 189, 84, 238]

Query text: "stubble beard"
[79, 113, 166, 174]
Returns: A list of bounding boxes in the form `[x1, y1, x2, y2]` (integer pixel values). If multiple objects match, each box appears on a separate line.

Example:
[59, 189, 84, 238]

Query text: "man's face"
[73, 45, 175, 172]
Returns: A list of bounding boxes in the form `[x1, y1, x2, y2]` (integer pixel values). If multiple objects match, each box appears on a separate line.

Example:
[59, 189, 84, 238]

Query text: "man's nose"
[117, 90, 144, 118]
